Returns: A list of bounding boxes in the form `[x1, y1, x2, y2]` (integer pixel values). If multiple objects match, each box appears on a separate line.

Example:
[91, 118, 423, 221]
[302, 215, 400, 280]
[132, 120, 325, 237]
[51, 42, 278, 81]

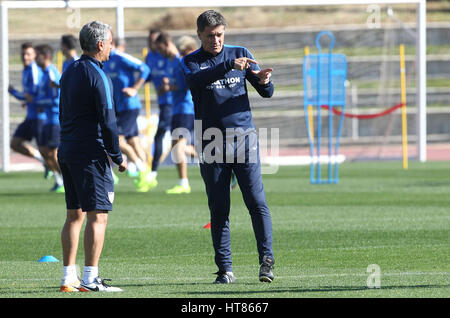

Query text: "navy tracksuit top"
[182, 45, 274, 134]
[58, 54, 123, 166]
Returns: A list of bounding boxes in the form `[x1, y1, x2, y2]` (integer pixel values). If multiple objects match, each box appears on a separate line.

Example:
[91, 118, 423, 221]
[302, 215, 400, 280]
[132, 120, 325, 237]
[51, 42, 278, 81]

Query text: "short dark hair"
[155, 32, 171, 45]
[61, 34, 77, 50]
[149, 28, 161, 36]
[196, 10, 227, 32]
[35, 44, 53, 59]
[21, 42, 34, 51]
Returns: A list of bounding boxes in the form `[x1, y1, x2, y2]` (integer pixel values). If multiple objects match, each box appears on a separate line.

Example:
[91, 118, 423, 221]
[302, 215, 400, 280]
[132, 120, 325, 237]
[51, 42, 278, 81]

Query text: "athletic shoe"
[112, 172, 119, 185]
[60, 279, 81, 292]
[134, 170, 151, 188]
[213, 271, 235, 284]
[166, 184, 191, 194]
[50, 184, 65, 193]
[230, 172, 238, 191]
[259, 256, 275, 283]
[127, 170, 139, 178]
[135, 176, 158, 192]
[43, 164, 53, 180]
[79, 277, 123, 292]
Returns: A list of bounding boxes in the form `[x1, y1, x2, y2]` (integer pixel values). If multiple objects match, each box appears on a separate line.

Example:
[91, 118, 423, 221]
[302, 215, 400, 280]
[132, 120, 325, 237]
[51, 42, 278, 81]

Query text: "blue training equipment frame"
[303, 31, 347, 184]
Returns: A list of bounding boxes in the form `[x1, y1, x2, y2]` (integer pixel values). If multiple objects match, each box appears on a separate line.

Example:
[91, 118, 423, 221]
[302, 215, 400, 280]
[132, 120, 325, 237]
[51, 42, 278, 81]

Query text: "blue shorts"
[171, 114, 194, 144]
[117, 109, 140, 139]
[58, 156, 114, 212]
[13, 118, 45, 142]
[41, 124, 60, 148]
[157, 103, 172, 131]
[171, 114, 194, 131]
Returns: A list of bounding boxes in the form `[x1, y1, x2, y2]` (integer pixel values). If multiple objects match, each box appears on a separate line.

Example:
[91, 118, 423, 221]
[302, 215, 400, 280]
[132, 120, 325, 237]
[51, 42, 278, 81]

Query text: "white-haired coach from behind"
[58, 21, 127, 293]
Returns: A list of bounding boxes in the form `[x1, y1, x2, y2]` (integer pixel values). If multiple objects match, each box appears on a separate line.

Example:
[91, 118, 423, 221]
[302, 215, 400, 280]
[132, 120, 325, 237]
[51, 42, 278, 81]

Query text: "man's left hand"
[251, 68, 273, 85]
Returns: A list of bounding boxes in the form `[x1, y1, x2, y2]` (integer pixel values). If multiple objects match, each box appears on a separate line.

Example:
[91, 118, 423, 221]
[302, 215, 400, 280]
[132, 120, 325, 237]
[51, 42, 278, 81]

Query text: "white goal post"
[0, 0, 427, 172]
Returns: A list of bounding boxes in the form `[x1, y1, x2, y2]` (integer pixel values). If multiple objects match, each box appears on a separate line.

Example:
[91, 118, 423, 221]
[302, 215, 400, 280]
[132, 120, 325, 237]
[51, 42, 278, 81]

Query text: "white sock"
[62, 265, 78, 284]
[179, 178, 189, 187]
[127, 162, 137, 174]
[135, 159, 146, 172]
[32, 149, 45, 164]
[54, 172, 64, 186]
[146, 171, 157, 182]
[82, 266, 98, 284]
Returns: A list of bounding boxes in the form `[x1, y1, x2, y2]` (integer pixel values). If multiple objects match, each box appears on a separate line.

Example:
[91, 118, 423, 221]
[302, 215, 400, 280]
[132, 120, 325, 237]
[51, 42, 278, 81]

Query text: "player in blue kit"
[34, 44, 64, 192]
[61, 34, 79, 73]
[58, 21, 127, 293]
[182, 10, 275, 284]
[103, 38, 151, 191]
[155, 33, 197, 194]
[142, 28, 173, 190]
[8, 42, 48, 173]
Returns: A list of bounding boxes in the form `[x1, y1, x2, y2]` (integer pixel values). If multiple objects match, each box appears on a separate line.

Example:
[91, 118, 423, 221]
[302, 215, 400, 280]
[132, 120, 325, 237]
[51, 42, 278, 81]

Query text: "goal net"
[0, 1, 430, 172]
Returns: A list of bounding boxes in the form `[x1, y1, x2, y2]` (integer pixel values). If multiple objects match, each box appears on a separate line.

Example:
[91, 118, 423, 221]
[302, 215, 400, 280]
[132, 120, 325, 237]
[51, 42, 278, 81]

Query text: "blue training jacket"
[167, 55, 194, 116]
[104, 49, 150, 113]
[145, 50, 173, 106]
[62, 54, 79, 73]
[9, 61, 46, 121]
[58, 54, 123, 165]
[34, 63, 61, 125]
[182, 45, 274, 133]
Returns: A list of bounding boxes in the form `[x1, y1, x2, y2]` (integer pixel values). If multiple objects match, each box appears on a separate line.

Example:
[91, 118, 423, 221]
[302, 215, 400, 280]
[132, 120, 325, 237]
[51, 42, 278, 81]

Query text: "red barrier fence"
[321, 103, 405, 120]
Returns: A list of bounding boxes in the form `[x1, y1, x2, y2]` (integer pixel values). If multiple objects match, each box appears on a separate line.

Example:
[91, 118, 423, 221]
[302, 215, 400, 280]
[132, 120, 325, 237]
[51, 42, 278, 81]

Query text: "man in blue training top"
[8, 42, 48, 173]
[103, 38, 151, 191]
[34, 44, 64, 192]
[182, 10, 275, 284]
[144, 28, 173, 190]
[61, 34, 79, 74]
[58, 21, 127, 293]
[155, 33, 197, 195]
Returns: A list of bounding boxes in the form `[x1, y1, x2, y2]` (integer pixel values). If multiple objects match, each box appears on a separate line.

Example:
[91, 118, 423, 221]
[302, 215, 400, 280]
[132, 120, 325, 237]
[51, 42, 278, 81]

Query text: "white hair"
[79, 21, 111, 53]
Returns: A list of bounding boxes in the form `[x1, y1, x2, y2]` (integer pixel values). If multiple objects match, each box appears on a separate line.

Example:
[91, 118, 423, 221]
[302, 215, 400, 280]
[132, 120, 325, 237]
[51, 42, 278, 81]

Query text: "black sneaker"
[259, 256, 275, 283]
[213, 271, 235, 284]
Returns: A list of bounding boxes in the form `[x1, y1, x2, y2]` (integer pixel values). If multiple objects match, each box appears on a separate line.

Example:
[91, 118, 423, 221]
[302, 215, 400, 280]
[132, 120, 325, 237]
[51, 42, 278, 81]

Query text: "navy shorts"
[41, 124, 60, 148]
[117, 109, 140, 139]
[171, 114, 194, 131]
[13, 118, 45, 142]
[59, 157, 114, 212]
[172, 114, 194, 145]
[157, 103, 172, 131]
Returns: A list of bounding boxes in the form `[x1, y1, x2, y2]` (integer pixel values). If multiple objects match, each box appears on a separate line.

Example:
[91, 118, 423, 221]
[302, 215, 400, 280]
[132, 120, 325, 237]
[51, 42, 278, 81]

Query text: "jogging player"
[61, 34, 79, 73]
[34, 44, 64, 192]
[8, 42, 48, 174]
[143, 28, 173, 190]
[103, 37, 151, 191]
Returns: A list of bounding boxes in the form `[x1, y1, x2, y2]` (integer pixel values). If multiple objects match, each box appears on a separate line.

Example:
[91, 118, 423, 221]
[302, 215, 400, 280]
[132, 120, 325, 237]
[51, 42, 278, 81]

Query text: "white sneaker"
[79, 277, 123, 292]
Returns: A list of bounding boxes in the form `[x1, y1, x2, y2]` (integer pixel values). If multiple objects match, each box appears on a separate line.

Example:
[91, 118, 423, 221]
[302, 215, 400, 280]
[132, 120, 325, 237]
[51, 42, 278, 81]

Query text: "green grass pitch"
[0, 161, 449, 298]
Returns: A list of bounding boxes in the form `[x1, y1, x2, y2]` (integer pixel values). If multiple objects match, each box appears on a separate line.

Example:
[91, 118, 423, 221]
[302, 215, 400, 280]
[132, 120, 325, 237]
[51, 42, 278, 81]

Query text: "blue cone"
[37, 255, 59, 263]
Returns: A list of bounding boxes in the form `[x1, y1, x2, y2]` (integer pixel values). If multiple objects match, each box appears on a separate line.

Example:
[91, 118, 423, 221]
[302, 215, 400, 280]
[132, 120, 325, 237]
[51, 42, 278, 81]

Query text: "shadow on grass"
[0, 283, 448, 297]
[174, 283, 450, 296]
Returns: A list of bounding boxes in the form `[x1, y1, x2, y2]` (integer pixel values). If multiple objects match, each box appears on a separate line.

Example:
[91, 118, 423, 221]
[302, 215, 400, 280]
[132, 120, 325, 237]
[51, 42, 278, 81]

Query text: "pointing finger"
[246, 58, 259, 65]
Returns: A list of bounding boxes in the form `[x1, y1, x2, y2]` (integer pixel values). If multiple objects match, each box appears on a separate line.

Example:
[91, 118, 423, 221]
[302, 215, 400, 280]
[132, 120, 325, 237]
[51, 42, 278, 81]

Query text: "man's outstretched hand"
[233, 57, 258, 71]
[251, 68, 273, 85]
